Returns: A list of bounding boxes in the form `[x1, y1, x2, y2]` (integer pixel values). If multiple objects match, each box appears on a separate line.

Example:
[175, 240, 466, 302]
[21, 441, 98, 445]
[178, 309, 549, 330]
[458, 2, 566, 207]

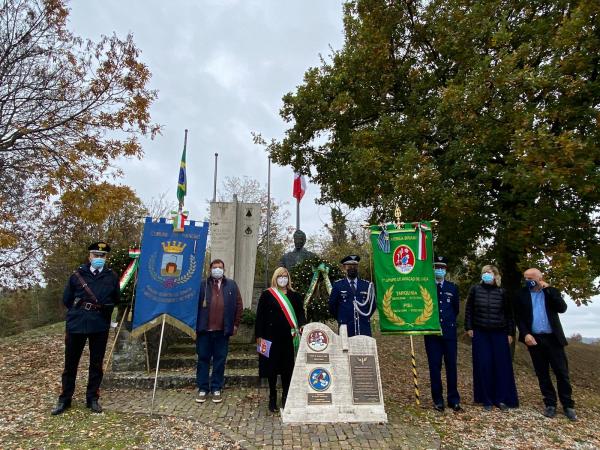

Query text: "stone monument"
[279, 229, 317, 269]
[210, 199, 260, 309]
[281, 322, 388, 424]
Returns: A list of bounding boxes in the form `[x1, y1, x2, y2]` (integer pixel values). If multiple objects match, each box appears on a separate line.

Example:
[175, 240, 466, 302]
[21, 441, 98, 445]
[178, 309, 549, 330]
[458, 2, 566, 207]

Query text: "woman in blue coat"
[465, 264, 519, 411]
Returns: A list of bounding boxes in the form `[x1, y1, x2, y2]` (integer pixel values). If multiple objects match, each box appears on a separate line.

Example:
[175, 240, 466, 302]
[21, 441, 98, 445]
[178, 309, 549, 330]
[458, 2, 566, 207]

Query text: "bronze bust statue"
[279, 230, 317, 269]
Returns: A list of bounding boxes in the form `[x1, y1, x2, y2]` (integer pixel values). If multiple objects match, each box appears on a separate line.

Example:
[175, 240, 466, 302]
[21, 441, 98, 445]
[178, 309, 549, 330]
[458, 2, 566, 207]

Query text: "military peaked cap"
[340, 255, 360, 265]
[88, 241, 111, 253]
[434, 255, 448, 266]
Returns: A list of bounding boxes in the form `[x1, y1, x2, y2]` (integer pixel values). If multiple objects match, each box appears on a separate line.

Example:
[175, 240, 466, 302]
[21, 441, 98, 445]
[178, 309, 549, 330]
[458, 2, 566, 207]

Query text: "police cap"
[433, 255, 448, 266]
[88, 241, 111, 254]
[340, 255, 360, 265]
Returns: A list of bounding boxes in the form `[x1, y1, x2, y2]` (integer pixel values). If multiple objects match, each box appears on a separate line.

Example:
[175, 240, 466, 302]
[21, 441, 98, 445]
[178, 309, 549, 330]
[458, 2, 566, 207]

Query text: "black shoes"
[450, 404, 463, 412]
[564, 407, 577, 421]
[52, 399, 103, 415]
[484, 404, 493, 411]
[87, 399, 103, 413]
[543, 405, 557, 418]
[268, 398, 279, 413]
[51, 401, 71, 416]
[433, 403, 445, 412]
[498, 403, 509, 412]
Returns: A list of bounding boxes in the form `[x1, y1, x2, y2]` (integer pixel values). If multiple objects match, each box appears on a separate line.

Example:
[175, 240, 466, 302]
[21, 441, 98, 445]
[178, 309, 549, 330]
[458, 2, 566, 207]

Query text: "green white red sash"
[268, 287, 300, 353]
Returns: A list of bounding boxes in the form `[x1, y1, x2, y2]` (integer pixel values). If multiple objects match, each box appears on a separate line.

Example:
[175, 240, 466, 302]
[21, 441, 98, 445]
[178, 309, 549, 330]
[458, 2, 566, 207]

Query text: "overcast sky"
[67, 1, 598, 338]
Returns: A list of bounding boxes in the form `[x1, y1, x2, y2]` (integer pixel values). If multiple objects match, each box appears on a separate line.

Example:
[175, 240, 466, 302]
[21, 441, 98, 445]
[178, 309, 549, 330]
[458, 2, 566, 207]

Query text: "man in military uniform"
[328, 255, 375, 337]
[424, 256, 461, 412]
[51, 242, 120, 415]
[279, 229, 317, 269]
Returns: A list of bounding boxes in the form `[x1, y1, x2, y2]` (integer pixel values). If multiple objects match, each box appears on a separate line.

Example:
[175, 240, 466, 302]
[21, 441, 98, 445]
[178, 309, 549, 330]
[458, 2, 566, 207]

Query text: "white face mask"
[277, 276, 288, 288]
[211, 267, 224, 279]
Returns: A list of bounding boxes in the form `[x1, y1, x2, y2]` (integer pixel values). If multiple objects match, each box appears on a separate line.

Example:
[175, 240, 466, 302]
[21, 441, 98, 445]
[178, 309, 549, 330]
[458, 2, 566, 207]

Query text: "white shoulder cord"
[353, 281, 376, 335]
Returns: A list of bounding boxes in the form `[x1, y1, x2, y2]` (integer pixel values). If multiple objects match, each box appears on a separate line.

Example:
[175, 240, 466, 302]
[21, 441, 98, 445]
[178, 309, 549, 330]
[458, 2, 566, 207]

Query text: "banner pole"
[151, 314, 167, 415]
[409, 335, 420, 406]
[103, 304, 129, 373]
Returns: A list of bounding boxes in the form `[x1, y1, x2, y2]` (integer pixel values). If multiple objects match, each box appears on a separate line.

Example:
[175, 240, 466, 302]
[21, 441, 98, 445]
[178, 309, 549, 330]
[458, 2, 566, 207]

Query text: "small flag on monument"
[292, 172, 306, 201]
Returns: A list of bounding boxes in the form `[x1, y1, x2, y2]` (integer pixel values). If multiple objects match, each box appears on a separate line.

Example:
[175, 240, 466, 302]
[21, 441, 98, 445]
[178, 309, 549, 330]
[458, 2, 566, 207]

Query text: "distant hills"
[582, 337, 600, 344]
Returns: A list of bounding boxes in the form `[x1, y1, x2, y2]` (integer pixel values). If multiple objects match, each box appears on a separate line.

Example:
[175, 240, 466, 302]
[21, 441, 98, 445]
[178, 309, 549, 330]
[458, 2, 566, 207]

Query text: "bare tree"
[0, 0, 159, 285]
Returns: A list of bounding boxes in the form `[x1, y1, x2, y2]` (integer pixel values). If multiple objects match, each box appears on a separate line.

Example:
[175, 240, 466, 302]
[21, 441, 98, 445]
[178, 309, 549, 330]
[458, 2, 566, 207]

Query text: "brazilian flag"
[177, 147, 186, 205]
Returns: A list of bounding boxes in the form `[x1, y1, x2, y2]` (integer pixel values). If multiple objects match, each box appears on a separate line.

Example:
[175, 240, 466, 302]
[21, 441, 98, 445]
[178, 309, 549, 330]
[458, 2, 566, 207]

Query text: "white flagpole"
[150, 314, 167, 415]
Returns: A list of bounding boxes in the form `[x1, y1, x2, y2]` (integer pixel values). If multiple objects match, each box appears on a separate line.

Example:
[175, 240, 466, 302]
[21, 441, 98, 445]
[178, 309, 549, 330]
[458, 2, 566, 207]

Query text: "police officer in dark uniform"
[51, 242, 120, 415]
[424, 256, 461, 412]
[328, 255, 376, 337]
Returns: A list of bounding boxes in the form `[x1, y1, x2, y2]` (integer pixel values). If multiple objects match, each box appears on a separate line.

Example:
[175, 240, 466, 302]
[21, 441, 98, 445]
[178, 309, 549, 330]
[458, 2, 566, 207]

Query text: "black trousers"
[528, 334, 574, 408]
[268, 367, 293, 403]
[59, 331, 109, 403]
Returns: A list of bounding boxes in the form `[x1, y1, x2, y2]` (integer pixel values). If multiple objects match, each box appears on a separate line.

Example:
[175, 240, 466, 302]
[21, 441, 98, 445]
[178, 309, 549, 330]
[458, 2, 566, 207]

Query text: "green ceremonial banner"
[370, 222, 441, 335]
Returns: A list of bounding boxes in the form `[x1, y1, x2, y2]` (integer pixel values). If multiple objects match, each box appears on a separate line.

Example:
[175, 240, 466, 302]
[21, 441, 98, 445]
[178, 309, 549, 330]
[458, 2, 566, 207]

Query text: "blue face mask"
[481, 273, 494, 284]
[91, 258, 105, 270]
[525, 279, 537, 290]
[434, 268, 446, 279]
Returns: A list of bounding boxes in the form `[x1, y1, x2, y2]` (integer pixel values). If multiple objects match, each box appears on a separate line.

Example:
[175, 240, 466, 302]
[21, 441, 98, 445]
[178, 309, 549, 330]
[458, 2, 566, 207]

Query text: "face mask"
[525, 279, 537, 290]
[434, 268, 446, 279]
[211, 267, 224, 279]
[347, 268, 358, 279]
[481, 273, 494, 284]
[277, 276, 289, 288]
[91, 258, 105, 270]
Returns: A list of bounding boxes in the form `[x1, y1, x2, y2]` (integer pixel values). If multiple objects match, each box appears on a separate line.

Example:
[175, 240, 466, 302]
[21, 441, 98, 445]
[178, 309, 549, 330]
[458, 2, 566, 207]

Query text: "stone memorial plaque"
[307, 353, 330, 364]
[349, 355, 380, 404]
[307, 393, 332, 405]
[281, 323, 387, 424]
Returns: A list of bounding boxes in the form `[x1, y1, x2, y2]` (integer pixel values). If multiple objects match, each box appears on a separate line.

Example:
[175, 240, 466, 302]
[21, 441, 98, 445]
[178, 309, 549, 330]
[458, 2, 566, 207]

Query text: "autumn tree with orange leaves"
[0, 0, 159, 286]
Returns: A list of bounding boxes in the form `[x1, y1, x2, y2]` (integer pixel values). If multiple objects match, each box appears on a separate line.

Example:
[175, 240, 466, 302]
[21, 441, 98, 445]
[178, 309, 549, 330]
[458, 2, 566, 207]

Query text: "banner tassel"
[410, 335, 420, 406]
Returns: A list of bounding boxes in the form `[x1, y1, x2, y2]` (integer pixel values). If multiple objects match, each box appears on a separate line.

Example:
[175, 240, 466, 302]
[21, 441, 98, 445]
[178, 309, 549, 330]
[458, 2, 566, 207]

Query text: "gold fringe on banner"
[131, 313, 196, 340]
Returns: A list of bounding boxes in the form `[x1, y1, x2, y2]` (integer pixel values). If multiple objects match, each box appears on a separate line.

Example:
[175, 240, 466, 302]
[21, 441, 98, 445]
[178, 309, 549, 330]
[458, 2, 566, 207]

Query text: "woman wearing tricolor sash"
[255, 267, 306, 413]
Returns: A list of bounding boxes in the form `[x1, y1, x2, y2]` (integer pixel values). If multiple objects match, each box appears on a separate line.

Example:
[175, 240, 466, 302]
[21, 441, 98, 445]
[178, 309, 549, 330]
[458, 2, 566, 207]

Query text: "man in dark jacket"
[195, 259, 242, 404]
[424, 256, 461, 412]
[52, 242, 120, 415]
[516, 268, 576, 421]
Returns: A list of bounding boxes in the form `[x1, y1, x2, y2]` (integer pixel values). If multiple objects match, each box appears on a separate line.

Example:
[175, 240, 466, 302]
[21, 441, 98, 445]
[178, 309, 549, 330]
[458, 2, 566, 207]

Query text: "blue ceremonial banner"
[131, 217, 209, 338]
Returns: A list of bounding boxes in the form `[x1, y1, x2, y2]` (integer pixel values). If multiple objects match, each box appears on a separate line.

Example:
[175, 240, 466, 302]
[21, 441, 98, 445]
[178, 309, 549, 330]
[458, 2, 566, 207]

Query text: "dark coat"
[255, 289, 306, 378]
[436, 280, 460, 338]
[515, 286, 568, 346]
[63, 264, 120, 334]
[328, 278, 375, 337]
[465, 283, 515, 335]
[196, 277, 242, 337]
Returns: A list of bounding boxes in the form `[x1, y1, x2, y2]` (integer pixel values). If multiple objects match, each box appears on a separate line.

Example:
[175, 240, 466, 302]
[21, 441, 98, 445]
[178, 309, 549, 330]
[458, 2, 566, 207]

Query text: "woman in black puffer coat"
[465, 264, 519, 411]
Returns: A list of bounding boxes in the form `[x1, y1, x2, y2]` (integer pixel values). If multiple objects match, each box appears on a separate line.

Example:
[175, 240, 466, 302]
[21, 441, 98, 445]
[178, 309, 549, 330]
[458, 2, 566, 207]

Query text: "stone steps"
[160, 353, 258, 370]
[103, 367, 262, 390]
[168, 342, 255, 356]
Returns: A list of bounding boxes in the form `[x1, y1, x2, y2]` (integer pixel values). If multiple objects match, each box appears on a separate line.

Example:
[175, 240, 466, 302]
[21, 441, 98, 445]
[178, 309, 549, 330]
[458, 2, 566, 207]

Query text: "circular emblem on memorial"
[393, 244, 415, 274]
[308, 368, 331, 392]
[307, 329, 329, 352]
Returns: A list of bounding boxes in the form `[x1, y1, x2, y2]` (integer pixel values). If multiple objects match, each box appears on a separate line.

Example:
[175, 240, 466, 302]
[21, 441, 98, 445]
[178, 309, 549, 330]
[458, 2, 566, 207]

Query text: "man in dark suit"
[424, 256, 461, 412]
[516, 268, 576, 421]
[328, 255, 375, 337]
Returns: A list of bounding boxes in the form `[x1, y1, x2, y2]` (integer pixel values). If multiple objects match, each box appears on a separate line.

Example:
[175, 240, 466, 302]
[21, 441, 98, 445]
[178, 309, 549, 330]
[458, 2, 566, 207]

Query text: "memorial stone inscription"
[281, 323, 387, 424]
